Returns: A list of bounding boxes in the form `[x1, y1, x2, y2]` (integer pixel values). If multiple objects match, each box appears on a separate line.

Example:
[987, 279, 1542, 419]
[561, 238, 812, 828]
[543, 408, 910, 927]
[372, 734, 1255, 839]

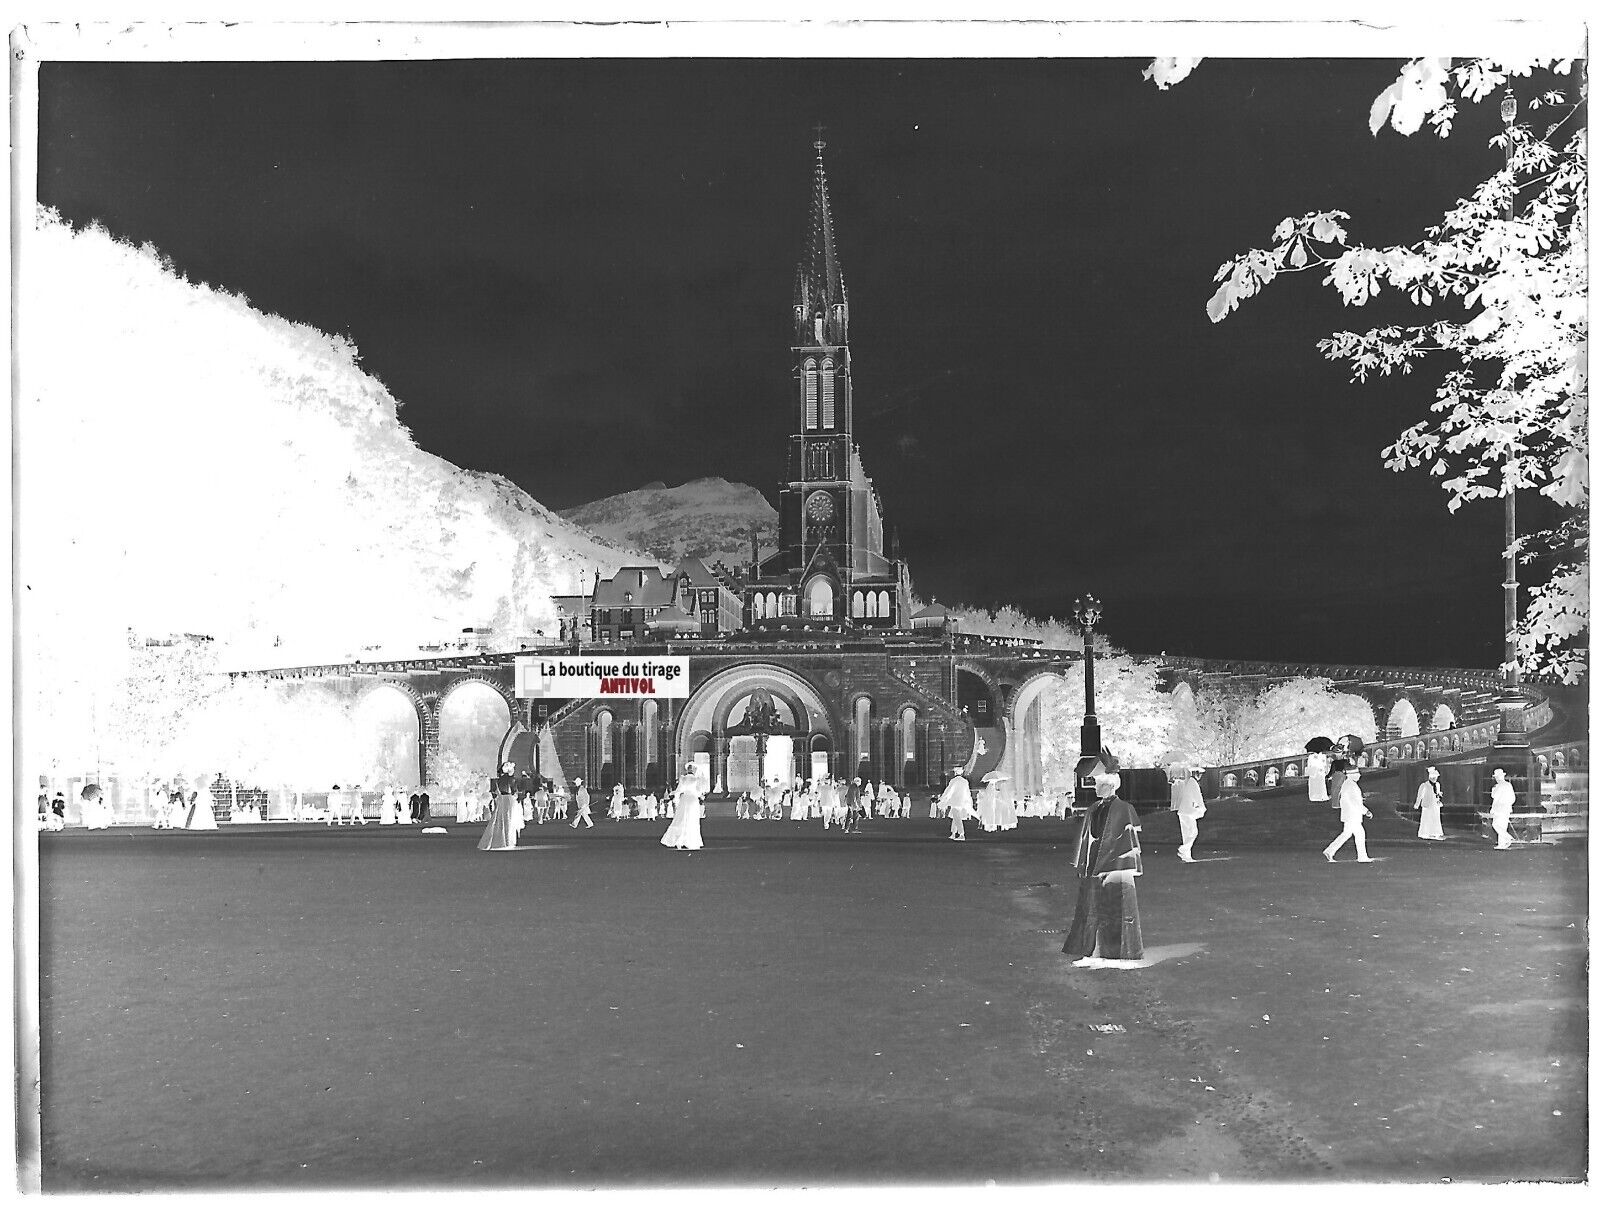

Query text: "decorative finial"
[812, 122, 827, 153]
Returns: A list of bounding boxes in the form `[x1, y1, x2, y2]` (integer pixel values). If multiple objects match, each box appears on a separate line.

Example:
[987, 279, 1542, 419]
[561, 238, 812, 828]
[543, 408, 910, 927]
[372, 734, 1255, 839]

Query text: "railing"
[1209, 705, 1557, 791]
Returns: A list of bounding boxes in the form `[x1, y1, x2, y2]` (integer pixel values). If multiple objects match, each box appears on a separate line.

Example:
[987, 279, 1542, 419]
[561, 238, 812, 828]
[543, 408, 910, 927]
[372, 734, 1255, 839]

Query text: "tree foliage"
[1150, 56, 1588, 682]
[1168, 677, 1377, 768]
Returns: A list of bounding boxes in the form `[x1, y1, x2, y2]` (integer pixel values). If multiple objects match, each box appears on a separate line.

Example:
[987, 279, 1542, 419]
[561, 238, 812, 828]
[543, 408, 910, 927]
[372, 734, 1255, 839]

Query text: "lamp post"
[1495, 86, 1531, 755]
[1073, 594, 1104, 805]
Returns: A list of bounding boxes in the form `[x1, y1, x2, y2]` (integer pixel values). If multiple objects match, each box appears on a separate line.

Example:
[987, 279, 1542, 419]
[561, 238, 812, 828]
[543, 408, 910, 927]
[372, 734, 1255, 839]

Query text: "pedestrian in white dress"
[1489, 768, 1516, 849]
[1414, 767, 1445, 840]
[186, 774, 220, 830]
[348, 785, 367, 825]
[660, 765, 704, 851]
[1306, 751, 1330, 804]
[609, 783, 627, 820]
[1323, 768, 1372, 862]
[380, 786, 398, 825]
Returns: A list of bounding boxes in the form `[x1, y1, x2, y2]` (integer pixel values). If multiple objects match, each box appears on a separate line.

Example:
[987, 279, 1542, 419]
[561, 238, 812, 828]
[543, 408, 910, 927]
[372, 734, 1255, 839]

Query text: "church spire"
[794, 126, 848, 346]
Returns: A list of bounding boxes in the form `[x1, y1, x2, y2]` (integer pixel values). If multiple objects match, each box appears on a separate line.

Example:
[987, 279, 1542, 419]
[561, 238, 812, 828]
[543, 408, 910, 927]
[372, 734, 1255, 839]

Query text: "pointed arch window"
[877, 591, 891, 620]
[851, 590, 865, 618]
[804, 360, 819, 430]
[821, 359, 835, 428]
[752, 594, 765, 620]
[807, 578, 834, 618]
[596, 710, 614, 764]
[766, 592, 780, 618]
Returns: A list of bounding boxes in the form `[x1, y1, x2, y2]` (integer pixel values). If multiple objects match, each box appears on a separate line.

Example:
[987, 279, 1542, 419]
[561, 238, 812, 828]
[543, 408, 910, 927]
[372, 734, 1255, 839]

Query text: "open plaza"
[35, 792, 1586, 1190]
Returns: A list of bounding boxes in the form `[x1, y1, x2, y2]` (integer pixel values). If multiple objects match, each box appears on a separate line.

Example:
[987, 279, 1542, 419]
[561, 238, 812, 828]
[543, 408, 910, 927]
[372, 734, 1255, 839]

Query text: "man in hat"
[570, 778, 593, 829]
[937, 767, 974, 842]
[1062, 772, 1145, 966]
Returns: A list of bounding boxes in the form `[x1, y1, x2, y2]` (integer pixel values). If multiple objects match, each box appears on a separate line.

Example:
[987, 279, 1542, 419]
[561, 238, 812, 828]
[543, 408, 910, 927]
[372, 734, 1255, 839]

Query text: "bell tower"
[744, 129, 909, 632]
[781, 125, 853, 574]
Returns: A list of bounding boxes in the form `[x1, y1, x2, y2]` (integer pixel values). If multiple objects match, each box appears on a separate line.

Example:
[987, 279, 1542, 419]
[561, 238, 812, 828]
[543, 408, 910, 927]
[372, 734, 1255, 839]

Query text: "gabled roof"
[676, 556, 737, 593]
[591, 566, 678, 610]
[911, 601, 960, 621]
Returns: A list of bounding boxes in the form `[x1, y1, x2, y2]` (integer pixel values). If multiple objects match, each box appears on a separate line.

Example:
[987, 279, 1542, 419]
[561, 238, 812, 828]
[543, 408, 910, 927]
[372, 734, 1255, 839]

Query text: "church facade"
[514, 135, 1064, 796]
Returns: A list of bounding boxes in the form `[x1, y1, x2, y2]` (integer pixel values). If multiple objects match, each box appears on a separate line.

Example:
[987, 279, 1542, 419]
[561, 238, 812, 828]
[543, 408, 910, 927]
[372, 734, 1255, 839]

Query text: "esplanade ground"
[36, 794, 1586, 1189]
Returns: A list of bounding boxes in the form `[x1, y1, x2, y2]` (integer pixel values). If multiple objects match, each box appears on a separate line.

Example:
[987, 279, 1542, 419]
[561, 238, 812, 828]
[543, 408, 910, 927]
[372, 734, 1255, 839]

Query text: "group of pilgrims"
[477, 762, 707, 852]
[733, 776, 912, 828]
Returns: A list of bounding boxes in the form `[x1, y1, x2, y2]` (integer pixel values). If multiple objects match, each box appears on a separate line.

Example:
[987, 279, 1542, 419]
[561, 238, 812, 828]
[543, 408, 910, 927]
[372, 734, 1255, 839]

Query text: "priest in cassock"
[1062, 772, 1145, 967]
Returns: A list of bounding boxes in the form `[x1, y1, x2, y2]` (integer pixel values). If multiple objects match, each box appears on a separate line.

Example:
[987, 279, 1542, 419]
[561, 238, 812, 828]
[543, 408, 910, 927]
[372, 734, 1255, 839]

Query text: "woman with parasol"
[1304, 737, 1335, 804]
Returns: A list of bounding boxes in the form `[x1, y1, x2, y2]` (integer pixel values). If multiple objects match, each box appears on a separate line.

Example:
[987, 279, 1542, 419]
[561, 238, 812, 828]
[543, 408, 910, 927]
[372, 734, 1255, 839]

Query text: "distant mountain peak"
[559, 478, 778, 570]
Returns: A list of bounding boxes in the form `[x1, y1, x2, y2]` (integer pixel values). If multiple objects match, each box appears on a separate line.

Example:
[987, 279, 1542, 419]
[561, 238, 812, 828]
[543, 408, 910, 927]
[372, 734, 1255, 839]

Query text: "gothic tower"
[745, 131, 909, 632]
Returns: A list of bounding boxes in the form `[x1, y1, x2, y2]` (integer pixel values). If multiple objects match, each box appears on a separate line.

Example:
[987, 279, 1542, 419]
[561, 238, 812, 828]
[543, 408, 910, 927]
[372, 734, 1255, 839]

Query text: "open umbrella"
[1305, 737, 1336, 753]
[1341, 735, 1366, 756]
[1160, 749, 1200, 767]
[981, 772, 1011, 783]
[79, 783, 102, 800]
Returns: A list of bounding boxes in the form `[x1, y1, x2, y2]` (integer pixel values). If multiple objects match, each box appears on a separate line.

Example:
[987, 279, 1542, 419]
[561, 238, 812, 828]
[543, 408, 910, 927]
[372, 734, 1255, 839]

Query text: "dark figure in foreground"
[1062, 771, 1145, 968]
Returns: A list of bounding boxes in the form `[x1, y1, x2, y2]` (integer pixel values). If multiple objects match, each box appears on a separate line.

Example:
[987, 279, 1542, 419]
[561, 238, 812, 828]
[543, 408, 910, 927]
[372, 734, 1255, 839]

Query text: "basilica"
[511, 134, 1067, 796]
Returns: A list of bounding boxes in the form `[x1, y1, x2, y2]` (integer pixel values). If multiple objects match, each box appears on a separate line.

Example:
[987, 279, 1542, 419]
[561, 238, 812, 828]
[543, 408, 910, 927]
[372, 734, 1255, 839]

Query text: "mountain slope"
[559, 477, 777, 571]
[18, 211, 654, 771]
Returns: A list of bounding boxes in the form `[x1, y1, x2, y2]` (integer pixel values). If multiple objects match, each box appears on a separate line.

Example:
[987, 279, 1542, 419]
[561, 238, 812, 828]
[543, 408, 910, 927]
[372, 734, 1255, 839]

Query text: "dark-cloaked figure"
[1062, 772, 1145, 969]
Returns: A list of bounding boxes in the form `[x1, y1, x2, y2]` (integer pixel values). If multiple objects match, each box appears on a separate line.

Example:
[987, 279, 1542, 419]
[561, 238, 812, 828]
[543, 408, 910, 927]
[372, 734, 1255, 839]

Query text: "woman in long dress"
[660, 765, 704, 851]
[1306, 751, 1330, 803]
[609, 783, 627, 820]
[477, 764, 522, 851]
[1489, 768, 1516, 849]
[380, 786, 398, 826]
[1415, 766, 1445, 839]
[186, 775, 220, 830]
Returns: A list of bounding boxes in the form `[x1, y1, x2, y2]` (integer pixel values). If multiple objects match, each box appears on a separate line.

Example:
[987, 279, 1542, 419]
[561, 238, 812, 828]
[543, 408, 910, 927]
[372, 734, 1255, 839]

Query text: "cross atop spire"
[794, 129, 847, 346]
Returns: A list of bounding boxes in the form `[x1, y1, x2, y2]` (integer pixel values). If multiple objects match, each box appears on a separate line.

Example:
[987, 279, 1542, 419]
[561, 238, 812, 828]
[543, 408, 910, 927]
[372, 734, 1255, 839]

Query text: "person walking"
[1489, 768, 1516, 849]
[570, 779, 593, 828]
[1169, 763, 1207, 862]
[608, 782, 627, 821]
[1415, 766, 1446, 840]
[1323, 766, 1373, 862]
[843, 778, 865, 833]
[348, 785, 367, 825]
[1062, 772, 1145, 967]
[380, 785, 398, 826]
[660, 763, 704, 851]
[938, 768, 973, 841]
[477, 763, 523, 851]
[533, 782, 551, 825]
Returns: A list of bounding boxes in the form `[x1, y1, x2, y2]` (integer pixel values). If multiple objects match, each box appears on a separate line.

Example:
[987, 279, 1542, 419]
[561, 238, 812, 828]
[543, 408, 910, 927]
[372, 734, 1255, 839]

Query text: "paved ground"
[34, 803, 1588, 1190]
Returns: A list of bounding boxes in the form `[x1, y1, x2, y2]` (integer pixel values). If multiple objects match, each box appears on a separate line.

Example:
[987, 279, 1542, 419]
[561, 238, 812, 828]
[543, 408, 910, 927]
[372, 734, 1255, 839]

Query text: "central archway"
[676, 663, 838, 795]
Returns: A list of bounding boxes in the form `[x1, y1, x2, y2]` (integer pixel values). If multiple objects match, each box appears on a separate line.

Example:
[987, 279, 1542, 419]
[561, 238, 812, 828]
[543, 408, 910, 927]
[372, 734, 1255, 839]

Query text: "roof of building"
[910, 601, 960, 621]
[551, 595, 593, 615]
[591, 566, 678, 610]
[645, 604, 700, 631]
[677, 557, 738, 594]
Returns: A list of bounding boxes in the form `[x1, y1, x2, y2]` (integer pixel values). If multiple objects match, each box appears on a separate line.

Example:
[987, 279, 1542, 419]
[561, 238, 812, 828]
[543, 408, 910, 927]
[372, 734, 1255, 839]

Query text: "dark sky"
[37, 54, 1531, 667]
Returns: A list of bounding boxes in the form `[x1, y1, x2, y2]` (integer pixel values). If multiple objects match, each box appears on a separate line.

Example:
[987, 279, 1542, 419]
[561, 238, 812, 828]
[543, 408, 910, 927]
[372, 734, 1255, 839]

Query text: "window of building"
[804, 360, 819, 430]
[821, 359, 835, 428]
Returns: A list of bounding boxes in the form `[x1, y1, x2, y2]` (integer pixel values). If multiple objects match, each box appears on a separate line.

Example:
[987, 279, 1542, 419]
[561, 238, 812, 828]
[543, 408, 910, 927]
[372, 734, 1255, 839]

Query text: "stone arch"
[896, 705, 920, 787]
[436, 679, 513, 797]
[1002, 669, 1075, 798]
[805, 575, 837, 619]
[1387, 697, 1420, 738]
[1429, 702, 1457, 732]
[352, 681, 423, 788]
[954, 663, 1001, 729]
[675, 663, 838, 793]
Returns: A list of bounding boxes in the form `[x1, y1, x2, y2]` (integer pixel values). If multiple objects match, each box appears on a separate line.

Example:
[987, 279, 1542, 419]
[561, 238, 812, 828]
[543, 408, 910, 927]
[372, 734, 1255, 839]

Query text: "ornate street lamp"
[1495, 85, 1532, 757]
[1073, 594, 1104, 804]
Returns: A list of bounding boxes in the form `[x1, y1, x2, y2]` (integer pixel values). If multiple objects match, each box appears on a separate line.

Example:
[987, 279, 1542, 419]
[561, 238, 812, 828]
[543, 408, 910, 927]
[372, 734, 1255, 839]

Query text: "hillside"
[18, 211, 654, 774]
[559, 477, 778, 571]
